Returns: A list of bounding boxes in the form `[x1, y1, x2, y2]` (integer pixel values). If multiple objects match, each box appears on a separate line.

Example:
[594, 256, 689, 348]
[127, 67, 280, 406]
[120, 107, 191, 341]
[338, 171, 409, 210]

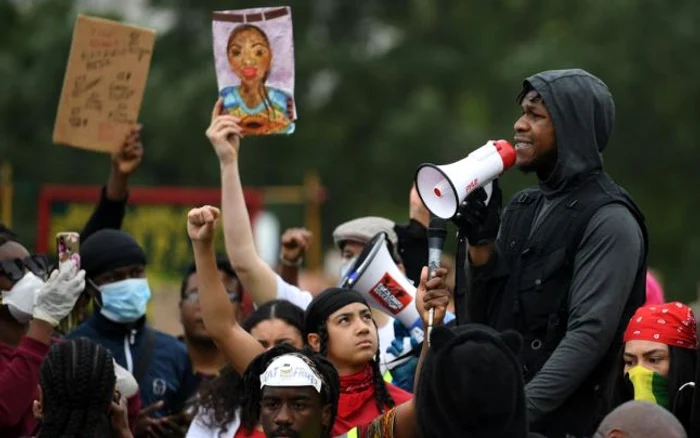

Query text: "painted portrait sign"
[212, 7, 296, 136]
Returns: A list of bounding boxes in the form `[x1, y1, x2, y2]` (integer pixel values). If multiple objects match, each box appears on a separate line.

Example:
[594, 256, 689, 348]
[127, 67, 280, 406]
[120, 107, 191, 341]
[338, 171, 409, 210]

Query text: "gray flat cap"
[332, 216, 400, 261]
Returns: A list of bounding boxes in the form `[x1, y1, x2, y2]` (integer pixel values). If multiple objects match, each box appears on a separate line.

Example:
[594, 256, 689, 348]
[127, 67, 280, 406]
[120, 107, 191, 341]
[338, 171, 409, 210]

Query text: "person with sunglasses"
[0, 228, 86, 437]
[178, 255, 244, 378]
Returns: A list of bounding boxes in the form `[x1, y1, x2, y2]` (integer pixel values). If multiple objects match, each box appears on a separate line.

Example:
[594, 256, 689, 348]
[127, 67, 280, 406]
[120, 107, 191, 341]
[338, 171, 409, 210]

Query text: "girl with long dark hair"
[186, 205, 412, 436]
[607, 302, 698, 434]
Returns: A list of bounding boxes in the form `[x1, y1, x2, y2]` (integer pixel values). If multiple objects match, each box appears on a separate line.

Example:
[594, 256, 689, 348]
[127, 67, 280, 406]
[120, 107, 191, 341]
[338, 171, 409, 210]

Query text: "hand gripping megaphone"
[415, 140, 516, 219]
[340, 232, 424, 343]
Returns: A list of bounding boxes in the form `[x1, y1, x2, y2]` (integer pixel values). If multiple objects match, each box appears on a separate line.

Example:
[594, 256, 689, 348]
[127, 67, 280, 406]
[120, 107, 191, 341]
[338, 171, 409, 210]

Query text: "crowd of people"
[1, 68, 698, 438]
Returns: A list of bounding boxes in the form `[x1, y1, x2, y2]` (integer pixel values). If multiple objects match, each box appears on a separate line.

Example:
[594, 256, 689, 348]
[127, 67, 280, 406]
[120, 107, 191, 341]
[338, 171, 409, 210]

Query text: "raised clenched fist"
[187, 205, 221, 243]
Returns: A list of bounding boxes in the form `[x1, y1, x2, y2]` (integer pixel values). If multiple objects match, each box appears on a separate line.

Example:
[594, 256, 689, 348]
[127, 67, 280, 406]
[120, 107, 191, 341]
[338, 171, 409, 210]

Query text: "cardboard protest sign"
[53, 15, 155, 153]
[212, 7, 296, 136]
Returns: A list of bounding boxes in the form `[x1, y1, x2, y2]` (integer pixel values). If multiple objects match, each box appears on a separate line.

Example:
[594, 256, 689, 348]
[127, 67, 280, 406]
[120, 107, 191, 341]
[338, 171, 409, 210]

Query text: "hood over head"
[522, 69, 615, 197]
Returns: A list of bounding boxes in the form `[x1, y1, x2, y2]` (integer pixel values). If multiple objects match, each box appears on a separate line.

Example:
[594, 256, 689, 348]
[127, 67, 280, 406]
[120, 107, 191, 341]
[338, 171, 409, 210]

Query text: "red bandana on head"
[624, 302, 698, 350]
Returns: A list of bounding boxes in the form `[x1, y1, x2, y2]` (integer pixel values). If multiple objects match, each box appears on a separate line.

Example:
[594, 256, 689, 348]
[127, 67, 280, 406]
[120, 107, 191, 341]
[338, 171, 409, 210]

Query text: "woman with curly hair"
[186, 205, 412, 436]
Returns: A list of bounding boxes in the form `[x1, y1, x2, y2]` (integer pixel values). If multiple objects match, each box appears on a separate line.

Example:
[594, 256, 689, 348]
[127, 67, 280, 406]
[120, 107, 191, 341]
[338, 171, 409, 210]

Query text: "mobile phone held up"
[56, 232, 80, 269]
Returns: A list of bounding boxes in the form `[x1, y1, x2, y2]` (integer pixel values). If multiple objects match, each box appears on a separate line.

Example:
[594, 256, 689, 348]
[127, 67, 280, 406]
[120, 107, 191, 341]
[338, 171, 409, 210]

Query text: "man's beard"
[518, 149, 557, 178]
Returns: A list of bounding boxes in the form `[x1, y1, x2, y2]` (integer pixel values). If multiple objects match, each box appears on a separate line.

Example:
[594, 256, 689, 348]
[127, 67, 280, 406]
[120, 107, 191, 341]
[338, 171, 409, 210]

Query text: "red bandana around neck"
[624, 302, 697, 350]
[337, 365, 376, 420]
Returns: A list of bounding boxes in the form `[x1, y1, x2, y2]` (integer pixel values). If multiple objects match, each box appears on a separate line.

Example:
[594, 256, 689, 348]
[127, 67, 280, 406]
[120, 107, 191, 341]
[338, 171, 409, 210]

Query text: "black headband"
[304, 287, 368, 336]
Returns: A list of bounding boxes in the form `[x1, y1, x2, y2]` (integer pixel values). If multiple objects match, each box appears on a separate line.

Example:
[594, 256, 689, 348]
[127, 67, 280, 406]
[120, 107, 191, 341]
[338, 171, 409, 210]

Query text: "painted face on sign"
[227, 25, 272, 86]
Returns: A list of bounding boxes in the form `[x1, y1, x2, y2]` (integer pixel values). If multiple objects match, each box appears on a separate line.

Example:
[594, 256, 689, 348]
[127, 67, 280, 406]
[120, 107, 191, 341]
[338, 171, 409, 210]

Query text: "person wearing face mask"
[606, 302, 698, 435]
[0, 229, 86, 437]
[392, 184, 430, 287]
[67, 228, 199, 437]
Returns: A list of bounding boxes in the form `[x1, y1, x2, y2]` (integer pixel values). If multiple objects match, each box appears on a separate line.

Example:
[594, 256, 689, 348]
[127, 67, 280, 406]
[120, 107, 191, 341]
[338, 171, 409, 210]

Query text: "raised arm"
[278, 227, 312, 286]
[186, 205, 264, 374]
[81, 126, 143, 241]
[0, 261, 85, 428]
[205, 99, 278, 305]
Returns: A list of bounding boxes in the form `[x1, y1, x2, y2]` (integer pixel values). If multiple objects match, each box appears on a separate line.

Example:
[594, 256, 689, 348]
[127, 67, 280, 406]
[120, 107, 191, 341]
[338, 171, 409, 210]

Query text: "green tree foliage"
[1, 0, 699, 300]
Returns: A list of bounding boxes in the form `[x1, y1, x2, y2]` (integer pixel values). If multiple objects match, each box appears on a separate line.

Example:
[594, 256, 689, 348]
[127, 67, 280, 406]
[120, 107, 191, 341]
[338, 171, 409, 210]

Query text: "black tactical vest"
[489, 172, 648, 437]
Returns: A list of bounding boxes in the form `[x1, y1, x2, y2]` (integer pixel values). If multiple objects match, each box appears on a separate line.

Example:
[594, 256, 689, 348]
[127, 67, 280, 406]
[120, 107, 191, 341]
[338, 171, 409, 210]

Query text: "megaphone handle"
[427, 308, 434, 347]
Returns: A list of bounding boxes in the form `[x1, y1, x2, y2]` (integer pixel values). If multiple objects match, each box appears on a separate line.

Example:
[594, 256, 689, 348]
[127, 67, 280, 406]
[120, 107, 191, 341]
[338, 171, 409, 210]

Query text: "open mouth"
[515, 142, 533, 151]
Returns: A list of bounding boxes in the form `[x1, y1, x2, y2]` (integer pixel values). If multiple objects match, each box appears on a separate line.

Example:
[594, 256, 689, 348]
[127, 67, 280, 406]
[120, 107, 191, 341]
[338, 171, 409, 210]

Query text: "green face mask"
[627, 365, 669, 408]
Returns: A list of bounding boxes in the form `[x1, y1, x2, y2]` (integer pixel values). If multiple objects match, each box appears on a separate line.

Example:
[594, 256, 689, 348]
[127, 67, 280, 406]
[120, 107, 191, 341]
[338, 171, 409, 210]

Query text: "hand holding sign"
[206, 99, 242, 165]
[53, 15, 155, 153]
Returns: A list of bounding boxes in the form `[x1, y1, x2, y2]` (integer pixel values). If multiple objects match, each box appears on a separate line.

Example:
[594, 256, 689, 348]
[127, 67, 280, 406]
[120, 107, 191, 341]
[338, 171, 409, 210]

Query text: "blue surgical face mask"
[99, 278, 151, 323]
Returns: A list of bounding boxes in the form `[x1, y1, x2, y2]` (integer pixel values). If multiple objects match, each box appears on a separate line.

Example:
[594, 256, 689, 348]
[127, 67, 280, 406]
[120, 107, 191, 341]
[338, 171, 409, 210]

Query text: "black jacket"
[466, 69, 647, 437]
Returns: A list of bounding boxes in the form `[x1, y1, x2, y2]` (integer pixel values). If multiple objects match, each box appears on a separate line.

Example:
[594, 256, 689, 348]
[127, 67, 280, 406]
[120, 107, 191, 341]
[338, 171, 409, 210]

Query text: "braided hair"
[37, 338, 116, 438]
[316, 321, 396, 414]
[194, 300, 305, 434]
[240, 344, 339, 438]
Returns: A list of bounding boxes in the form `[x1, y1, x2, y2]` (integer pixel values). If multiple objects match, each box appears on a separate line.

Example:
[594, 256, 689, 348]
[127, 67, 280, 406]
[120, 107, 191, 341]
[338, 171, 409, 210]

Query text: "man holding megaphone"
[417, 69, 648, 438]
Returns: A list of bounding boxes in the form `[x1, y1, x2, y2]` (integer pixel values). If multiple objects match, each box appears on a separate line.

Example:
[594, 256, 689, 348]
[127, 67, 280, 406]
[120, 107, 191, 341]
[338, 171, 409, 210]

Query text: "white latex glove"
[33, 260, 86, 327]
[114, 360, 139, 398]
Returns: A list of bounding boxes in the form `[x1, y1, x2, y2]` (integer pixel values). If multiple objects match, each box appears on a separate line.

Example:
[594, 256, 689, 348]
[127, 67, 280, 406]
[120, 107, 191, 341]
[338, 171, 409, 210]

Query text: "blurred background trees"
[1, 0, 699, 301]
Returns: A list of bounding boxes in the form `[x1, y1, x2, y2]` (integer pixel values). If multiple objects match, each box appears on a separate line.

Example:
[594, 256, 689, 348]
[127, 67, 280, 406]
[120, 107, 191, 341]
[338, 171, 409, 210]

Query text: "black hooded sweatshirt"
[467, 69, 646, 436]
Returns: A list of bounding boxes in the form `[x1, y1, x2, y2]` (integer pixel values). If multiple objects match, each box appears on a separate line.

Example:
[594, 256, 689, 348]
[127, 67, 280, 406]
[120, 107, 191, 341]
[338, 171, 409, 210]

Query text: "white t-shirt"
[274, 274, 396, 373]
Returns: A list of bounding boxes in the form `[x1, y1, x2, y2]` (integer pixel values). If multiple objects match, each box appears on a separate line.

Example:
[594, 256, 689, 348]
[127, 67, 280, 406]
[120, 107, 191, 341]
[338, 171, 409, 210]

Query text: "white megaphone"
[340, 232, 424, 343]
[415, 139, 516, 219]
